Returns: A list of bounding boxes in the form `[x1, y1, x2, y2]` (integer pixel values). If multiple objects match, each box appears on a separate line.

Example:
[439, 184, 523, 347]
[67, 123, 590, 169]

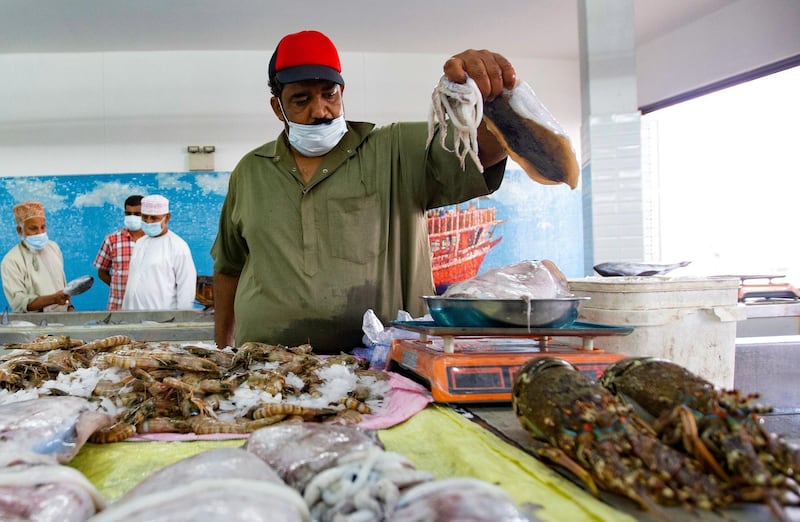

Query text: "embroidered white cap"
[141, 195, 170, 215]
[13, 200, 46, 224]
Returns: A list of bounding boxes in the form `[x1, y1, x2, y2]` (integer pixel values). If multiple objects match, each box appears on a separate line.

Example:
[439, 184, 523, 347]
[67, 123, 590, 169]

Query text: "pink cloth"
[129, 371, 433, 441]
[359, 372, 433, 430]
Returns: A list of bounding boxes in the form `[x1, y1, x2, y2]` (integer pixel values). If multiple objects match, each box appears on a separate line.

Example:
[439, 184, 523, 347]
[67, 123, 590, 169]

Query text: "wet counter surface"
[464, 403, 800, 522]
[0, 309, 214, 344]
[464, 327, 800, 521]
[3, 307, 799, 520]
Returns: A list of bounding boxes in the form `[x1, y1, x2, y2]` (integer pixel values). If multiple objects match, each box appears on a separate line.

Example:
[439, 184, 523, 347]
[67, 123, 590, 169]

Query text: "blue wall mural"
[1, 172, 229, 311]
[480, 169, 583, 277]
[0, 168, 583, 312]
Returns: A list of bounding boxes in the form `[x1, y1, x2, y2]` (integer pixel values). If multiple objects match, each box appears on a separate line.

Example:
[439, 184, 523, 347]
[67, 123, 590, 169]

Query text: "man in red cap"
[212, 30, 515, 353]
[1, 200, 73, 312]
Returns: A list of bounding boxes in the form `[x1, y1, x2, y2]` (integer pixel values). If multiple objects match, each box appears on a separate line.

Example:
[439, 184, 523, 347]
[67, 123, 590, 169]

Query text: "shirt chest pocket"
[327, 194, 383, 264]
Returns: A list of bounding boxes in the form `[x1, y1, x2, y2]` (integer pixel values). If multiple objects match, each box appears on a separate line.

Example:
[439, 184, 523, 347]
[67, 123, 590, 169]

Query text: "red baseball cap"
[268, 30, 344, 86]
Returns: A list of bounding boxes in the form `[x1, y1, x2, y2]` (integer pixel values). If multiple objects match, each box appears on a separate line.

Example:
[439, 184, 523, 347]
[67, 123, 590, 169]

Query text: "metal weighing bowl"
[422, 295, 590, 328]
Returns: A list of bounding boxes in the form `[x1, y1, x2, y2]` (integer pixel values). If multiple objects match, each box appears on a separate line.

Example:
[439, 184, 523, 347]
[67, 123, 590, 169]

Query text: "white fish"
[442, 259, 571, 299]
[90, 447, 307, 522]
[0, 396, 113, 463]
[0, 449, 106, 521]
[593, 261, 691, 277]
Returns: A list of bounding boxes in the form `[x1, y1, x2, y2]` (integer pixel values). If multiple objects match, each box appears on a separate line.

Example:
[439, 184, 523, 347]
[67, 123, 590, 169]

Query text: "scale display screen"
[445, 362, 613, 397]
[449, 366, 507, 392]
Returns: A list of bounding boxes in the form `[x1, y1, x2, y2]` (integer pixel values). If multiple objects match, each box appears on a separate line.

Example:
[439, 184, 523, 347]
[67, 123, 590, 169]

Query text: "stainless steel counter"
[737, 301, 800, 337]
[1, 309, 214, 344]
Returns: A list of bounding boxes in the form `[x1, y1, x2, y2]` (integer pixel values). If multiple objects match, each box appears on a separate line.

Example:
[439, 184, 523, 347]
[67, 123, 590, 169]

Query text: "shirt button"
[347, 149, 353, 154]
[322, 169, 329, 174]
[291, 167, 297, 172]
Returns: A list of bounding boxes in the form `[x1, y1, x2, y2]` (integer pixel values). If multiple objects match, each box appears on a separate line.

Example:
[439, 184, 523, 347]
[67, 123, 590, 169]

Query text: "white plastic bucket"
[566, 277, 743, 389]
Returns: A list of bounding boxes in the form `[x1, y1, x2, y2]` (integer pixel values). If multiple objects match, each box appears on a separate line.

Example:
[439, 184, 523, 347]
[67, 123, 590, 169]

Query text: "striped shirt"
[93, 229, 138, 310]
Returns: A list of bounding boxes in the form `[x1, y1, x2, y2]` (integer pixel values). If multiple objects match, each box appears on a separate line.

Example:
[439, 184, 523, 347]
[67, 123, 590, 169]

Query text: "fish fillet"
[483, 81, 579, 189]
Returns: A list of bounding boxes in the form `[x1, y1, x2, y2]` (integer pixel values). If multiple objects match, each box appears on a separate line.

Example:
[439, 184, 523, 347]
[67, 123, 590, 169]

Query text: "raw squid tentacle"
[303, 447, 434, 521]
[427, 75, 484, 172]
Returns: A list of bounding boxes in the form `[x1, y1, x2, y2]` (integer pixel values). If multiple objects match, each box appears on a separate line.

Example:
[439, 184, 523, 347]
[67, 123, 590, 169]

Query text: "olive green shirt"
[212, 120, 505, 353]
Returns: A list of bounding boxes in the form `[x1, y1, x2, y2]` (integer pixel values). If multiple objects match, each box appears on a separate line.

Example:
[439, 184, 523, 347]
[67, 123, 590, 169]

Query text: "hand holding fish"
[444, 50, 517, 102]
[430, 50, 579, 188]
[427, 50, 515, 172]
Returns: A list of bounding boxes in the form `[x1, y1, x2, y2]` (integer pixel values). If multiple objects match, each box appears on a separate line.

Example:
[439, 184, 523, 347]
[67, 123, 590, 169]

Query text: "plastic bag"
[355, 309, 427, 369]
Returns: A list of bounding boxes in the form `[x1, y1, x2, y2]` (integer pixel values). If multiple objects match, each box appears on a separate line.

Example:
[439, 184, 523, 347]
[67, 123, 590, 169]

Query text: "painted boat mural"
[428, 203, 503, 294]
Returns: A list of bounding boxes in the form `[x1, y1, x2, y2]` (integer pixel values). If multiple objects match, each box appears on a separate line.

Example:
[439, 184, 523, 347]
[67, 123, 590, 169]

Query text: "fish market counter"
[3, 309, 798, 521]
[463, 404, 800, 522]
[0, 309, 214, 344]
[65, 402, 800, 522]
[67, 404, 630, 522]
[737, 301, 800, 337]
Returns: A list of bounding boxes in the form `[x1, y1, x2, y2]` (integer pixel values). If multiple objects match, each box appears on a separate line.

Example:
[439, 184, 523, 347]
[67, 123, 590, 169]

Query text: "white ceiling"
[1, 0, 734, 59]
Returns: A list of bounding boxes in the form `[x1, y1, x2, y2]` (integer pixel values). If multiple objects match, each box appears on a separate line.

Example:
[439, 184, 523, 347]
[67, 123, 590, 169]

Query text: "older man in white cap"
[121, 195, 197, 310]
[1, 200, 73, 312]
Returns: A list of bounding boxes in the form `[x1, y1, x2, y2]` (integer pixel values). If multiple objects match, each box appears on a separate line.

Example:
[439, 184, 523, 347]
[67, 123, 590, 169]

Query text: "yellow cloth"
[379, 405, 633, 522]
[68, 439, 244, 502]
[68, 406, 633, 521]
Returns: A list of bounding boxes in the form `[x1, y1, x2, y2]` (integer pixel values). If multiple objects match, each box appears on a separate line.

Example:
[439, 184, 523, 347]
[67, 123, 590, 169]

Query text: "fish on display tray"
[593, 261, 691, 277]
[430, 260, 585, 328]
[442, 259, 571, 299]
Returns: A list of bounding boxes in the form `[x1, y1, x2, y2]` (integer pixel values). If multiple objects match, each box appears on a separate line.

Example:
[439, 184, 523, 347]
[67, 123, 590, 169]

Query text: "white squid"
[427, 75, 485, 172]
[427, 75, 580, 190]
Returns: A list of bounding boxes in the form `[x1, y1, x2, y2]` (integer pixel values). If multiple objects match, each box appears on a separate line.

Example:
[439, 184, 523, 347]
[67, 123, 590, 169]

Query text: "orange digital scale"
[387, 321, 633, 403]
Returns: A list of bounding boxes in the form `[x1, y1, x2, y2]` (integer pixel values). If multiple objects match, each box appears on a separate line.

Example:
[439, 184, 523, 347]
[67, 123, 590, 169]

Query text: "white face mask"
[23, 232, 49, 251]
[124, 215, 142, 231]
[278, 99, 347, 157]
[142, 220, 164, 237]
[287, 115, 348, 157]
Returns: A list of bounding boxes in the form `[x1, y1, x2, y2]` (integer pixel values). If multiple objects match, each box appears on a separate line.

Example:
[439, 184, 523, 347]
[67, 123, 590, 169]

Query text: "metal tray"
[391, 320, 633, 337]
[422, 295, 590, 328]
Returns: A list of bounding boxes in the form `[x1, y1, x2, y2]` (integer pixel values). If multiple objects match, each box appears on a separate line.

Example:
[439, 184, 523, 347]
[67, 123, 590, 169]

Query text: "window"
[641, 65, 800, 281]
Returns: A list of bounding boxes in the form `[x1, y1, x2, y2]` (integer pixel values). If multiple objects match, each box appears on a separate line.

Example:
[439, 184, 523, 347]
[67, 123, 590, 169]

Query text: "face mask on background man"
[142, 220, 164, 238]
[124, 215, 142, 231]
[23, 232, 49, 251]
